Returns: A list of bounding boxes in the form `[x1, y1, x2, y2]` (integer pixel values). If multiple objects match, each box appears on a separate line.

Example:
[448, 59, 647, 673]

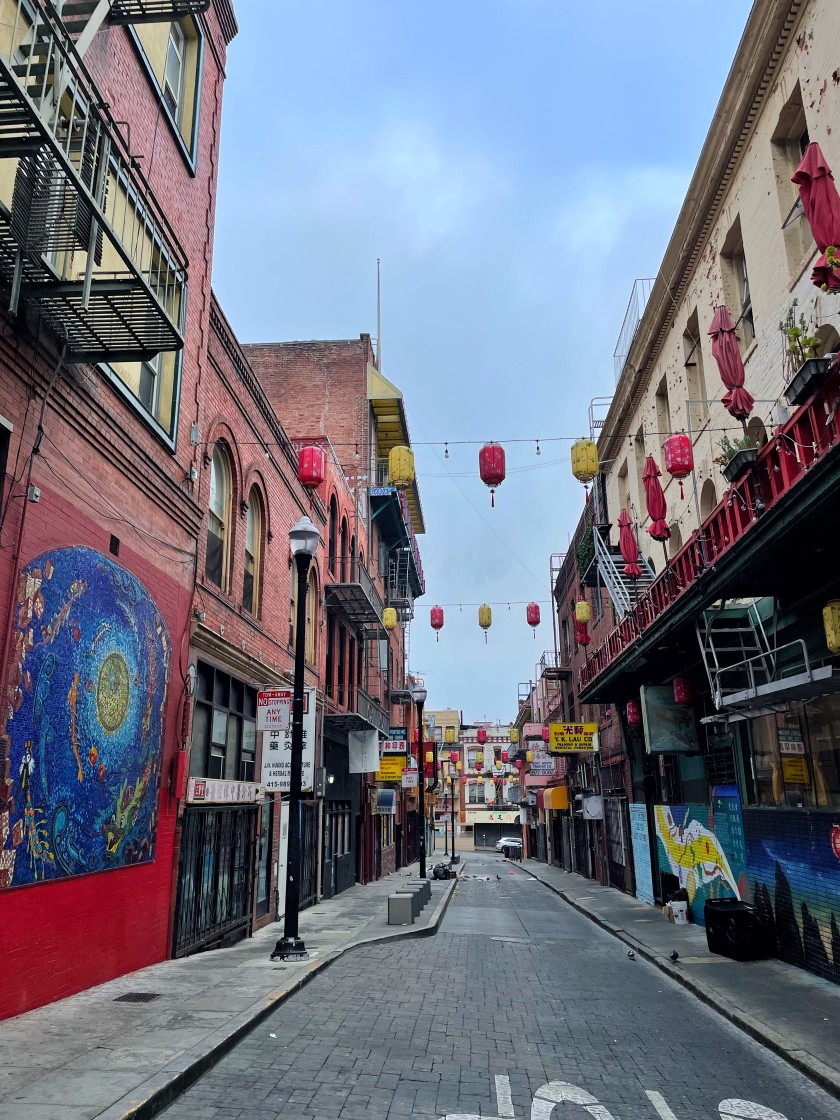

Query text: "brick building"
[0, 2, 237, 1017]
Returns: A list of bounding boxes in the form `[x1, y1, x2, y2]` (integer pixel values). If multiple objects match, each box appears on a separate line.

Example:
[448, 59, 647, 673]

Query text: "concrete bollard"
[396, 888, 423, 918]
[407, 880, 431, 905]
[388, 893, 414, 925]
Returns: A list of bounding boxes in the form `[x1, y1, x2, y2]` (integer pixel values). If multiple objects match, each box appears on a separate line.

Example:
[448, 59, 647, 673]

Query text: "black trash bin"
[704, 898, 772, 961]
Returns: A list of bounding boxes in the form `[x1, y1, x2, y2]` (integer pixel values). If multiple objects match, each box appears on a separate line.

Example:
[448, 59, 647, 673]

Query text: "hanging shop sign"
[401, 770, 418, 789]
[260, 686, 316, 793]
[375, 754, 406, 782]
[781, 756, 809, 785]
[382, 738, 408, 754]
[256, 688, 291, 731]
[778, 729, 806, 755]
[470, 809, 519, 824]
[390, 726, 408, 741]
[187, 777, 265, 804]
[640, 685, 700, 754]
[548, 723, 598, 752]
[349, 728, 380, 773]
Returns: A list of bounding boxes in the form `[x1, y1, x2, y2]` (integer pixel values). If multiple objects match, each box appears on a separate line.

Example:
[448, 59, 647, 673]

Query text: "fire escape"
[0, 0, 197, 361]
[593, 526, 657, 617]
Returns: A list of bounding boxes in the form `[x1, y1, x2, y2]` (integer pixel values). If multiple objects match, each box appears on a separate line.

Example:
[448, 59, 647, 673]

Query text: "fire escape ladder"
[594, 525, 657, 618]
[388, 548, 414, 622]
[696, 602, 777, 709]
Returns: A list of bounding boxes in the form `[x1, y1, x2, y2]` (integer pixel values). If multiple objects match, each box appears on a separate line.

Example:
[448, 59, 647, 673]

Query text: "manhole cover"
[113, 992, 160, 1003]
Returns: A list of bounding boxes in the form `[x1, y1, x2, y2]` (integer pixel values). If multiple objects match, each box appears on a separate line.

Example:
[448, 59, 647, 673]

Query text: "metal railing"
[328, 556, 384, 619]
[614, 278, 654, 384]
[712, 638, 811, 708]
[108, 0, 211, 21]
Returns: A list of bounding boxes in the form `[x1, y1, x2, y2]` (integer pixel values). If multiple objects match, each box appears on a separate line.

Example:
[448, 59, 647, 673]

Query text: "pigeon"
[670, 950, 679, 961]
[496, 874, 501, 880]
[627, 950, 636, 960]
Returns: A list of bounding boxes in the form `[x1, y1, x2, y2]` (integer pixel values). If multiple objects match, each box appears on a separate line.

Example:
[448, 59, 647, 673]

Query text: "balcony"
[0, 0, 187, 361]
[324, 684, 390, 737]
[538, 649, 572, 682]
[580, 357, 840, 698]
[108, 1, 211, 21]
[326, 556, 385, 635]
[371, 458, 425, 598]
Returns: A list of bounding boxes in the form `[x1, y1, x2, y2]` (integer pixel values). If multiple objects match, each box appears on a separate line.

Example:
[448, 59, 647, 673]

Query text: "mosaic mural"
[0, 548, 170, 888]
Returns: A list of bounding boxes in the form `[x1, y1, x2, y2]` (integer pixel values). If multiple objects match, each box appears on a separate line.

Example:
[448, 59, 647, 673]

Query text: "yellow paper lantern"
[478, 604, 492, 637]
[476, 751, 484, 765]
[509, 728, 520, 745]
[389, 445, 415, 489]
[383, 607, 398, 631]
[824, 600, 840, 653]
[575, 599, 591, 624]
[445, 727, 457, 745]
[425, 750, 433, 763]
[526, 749, 534, 763]
[495, 760, 503, 770]
[456, 761, 462, 772]
[571, 438, 599, 484]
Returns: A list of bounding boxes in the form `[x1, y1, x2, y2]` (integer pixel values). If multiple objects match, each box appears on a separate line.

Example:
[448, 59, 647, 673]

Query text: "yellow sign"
[375, 754, 406, 782]
[548, 723, 597, 752]
[782, 755, 809, 785]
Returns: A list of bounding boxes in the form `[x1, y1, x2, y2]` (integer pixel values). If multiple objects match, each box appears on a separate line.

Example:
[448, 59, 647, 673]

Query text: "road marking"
[719, 1101, 789, 1120]
[495, 1074, 514, 1118]
[646, 1091, 679, 1120]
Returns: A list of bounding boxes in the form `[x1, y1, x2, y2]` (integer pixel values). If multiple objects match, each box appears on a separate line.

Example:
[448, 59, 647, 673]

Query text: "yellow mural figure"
[654, 806, 740, 904]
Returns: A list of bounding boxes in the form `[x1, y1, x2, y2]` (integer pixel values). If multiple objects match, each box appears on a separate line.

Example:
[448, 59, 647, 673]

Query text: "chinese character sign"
[260, 686, 316, 792]
[548, 723, 597, 753]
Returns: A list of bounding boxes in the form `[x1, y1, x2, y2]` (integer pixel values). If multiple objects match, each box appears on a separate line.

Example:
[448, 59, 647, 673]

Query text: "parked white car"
[495, 836, 522, 852]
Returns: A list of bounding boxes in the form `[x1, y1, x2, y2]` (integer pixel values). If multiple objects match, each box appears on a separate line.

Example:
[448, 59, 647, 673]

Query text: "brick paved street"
[160, 855, 839, 1120]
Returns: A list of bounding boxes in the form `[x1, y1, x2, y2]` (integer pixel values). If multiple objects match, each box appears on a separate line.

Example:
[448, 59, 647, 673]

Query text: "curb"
[97, 868, 463, 1120]
[515, 863, 840, 1104]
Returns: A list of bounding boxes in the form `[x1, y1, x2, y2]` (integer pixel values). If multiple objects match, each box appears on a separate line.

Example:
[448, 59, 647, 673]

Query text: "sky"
[212, 0, 754, 724]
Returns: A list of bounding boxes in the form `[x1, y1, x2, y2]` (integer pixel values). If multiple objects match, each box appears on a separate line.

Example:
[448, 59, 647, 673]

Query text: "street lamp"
[271, 515, 320, 962]
[443, 776, 450, 857]
[410, 680, 428, 877]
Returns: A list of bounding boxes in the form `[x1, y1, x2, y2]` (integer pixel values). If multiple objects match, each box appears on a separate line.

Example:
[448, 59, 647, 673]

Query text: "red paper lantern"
[430, 605, 444, 642]
[516, 759, 524, 770]
[501, 751, 509, 763]
[664, 433, 694, 499]
[575, 620, 590, 647]
[450, 750, 459, 764]
[477, 728, 487, 745]
[527, 602, 540, 638]
[673, 677, 693, 705]
[462, 775, 469, 784]
[627, 699, 642, 727]
[541, 726, 550, 742]
[297, 445, 325, 491]
[479, 442, 506, 506]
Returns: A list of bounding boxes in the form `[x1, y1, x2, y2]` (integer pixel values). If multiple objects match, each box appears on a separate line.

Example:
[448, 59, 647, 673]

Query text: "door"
[276, 800, 289, 918]
[256, 798, 273, 919]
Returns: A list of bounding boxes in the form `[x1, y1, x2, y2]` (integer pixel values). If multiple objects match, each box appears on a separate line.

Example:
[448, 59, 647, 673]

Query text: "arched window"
[305, 570, 318, 665]
[243, 488, 263, 615]
[340, 518, 348, 582]
[207, 444, 232, 590]
[350, 533, 356, 579]
[328, 496, 338, 575]
[700, 479, 717, 521]
[668, 524, 683, 559]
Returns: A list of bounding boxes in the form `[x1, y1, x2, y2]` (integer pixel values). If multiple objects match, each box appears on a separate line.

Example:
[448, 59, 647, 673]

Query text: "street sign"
[260, 686, 316, 792]
[548, 722, 597, 752]
[389, 726, 408, 740]
[401, 770, 418, 788]
[256, 689, 291, 731]
[375, 755, 406, 781]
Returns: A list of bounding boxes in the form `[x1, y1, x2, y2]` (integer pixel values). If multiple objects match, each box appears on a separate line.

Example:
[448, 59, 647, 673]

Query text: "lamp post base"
[270, 936, 309, 962]
[450, 854, 460, 864]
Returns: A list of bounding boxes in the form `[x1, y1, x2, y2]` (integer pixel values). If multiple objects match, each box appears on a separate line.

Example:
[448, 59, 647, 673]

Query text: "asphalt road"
[160, 853, 838, 1120]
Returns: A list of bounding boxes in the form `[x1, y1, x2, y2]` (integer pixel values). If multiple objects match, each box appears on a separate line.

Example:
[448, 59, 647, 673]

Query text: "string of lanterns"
[424, 601, 545, 642]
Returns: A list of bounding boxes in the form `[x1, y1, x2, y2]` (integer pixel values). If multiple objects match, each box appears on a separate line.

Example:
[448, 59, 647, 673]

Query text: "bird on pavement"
[627, 950, 636, 960]
[670, 950, 680, 961]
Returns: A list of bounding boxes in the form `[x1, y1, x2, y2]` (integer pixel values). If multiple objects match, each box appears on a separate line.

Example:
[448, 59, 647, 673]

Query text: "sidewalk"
[516, 858, 840, 1101]
[0, 861, 462, 1120]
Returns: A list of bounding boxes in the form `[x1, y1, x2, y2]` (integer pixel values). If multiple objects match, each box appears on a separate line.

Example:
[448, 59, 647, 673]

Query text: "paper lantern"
[526, 602, 540, 637]
[664, 433, 694, 499]
[479, 442, 506, 506]
[575, 599, 591, 624]
[571, 438, 599, 484]
[673, 677, 693, 705]
[478, 604, 492, 642]
[476, 750, 484, 764]
[430, 605, 444, 642]
[445, 727, 457, 745]
[425, 750, 434, 763]
[501, 751, 509, 763]
[541, 727, 549, 742]
[495, 759, 503, 770]
[383, 607, 398, 631]
[297, 445, 325, 491]
[456, 762, 462, 772]
[389, 445, 415, 489]
[462, 776, 469, 784]
[449, 750, 459, 764]
[824, 600, 840, 654]
[516, 759, 524, 770]
[526, 749, 533, 762]
[627, 699, 642, 728]
[509, 728, 520, 745]
[575, 620, 590, 646]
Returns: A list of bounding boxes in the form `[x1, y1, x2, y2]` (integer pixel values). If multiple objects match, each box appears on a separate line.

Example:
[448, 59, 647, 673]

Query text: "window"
[340, 518, 348, 582]
[138, 352, 162, 415]
[772, 83, 813, 274]
[325, 615, 336, 699]
[721, 218, 755, 349]
[683, 309, 708, 428]
[0, 416, 10, 502]
[305, 570, 318, 665]
[328, 497, 338, 575]
[668, 524, 683, 559]
[468, 782, 482, 804]
[243, 488, 262, 615]
[699, 479, 717, 521]
[191, 661, 257, 781]
[633, 427, 646, 506]
[654, 376, 672, 460]
[206, 445, 232, 591]
[617, 458, 629, 514]
[164, 22, 186, 122]
[742, 700, 840, 809]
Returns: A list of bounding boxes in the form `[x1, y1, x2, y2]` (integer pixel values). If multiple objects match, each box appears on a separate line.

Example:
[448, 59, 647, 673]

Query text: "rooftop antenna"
[376, 257, 382, 371]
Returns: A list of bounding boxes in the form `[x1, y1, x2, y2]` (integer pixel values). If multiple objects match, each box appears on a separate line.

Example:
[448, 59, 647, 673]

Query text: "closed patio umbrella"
[792, 142, 840, 290]
[617, 509, 642, 578]
[709, 305, 754, 424]
[642, 455, 670, 567]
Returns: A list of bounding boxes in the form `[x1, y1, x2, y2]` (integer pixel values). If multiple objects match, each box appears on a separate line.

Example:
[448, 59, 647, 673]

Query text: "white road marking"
[646, 1090, 679, 1120]
[719, 1101, 789, 1120]
[495, 1074, 514, 1118]
[532, 1081, 618, 1120]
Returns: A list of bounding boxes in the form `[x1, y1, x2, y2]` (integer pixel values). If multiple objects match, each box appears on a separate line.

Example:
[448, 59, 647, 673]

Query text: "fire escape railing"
[108, 0, 211, 21]
[0, 0, 188, 360]
[580, 360, 840, 691]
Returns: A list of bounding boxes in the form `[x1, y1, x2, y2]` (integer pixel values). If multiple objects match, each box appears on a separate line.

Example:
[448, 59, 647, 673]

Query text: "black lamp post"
[411, 681, 428, 877]
[271, 515, 320, 962]
[443, 778, 450, 857]
[450, 774, 457, 864]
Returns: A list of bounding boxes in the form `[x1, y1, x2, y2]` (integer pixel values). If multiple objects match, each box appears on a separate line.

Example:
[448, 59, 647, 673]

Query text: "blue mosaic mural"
[0, 548, 171, 888]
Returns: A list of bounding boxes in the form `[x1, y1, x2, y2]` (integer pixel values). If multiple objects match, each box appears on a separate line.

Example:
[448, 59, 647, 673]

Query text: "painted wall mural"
[0, 548, 171, 889]
[742, 808, 840, 982]
[654, 801, 748, 924]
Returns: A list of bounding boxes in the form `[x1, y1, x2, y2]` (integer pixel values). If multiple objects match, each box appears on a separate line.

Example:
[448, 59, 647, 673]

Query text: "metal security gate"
[299, 800, 318, 911]
[173, 805, 257, 958]
[604, 796, 634, 894]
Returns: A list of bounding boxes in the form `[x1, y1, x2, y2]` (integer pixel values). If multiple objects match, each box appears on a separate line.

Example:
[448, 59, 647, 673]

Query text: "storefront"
[470, 808, 521, 849]
[321, 733, 361, 899]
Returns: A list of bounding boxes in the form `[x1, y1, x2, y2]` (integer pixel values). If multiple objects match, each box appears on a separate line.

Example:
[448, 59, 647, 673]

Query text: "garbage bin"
[704, 898, 772, 961]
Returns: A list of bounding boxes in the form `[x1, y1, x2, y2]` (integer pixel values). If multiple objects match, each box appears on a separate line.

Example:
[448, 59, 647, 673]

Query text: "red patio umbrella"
[617, 508, 642, 578]
[792, 142, 840, 291]
[709, 306, 754, 424]
[642, 455, 670, 543]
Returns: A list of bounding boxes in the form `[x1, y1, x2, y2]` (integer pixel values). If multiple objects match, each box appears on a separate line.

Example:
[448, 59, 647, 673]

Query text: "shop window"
[772, 83, 813, 275]
[190, 661, 257, 781]
[206, 444, 232, 591]
[243, 487, 263, 615]
[683, 308, 708, 427]
[743, 701, 840, 809]
[721, 217, 755, 350]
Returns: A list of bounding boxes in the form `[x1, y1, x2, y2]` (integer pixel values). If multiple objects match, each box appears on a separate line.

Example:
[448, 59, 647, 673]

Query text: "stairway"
[696, 601, 776, 708]
[594, 526, 657, 617]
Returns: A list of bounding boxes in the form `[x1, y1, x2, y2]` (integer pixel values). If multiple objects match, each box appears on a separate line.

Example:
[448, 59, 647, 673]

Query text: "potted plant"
[779, 301, 830, 406]
[715, 433, 758, 484]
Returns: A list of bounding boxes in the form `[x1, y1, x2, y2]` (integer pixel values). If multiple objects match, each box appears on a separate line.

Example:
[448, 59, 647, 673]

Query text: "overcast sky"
[212, 0, 753, 724]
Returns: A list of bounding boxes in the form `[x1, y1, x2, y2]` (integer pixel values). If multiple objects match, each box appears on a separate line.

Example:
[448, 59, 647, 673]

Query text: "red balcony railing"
[580, 359, 840, 691]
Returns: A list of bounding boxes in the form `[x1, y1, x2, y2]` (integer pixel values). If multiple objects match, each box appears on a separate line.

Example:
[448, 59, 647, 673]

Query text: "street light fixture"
[271, 515, 320, 963]
[410, 680, 428, 877]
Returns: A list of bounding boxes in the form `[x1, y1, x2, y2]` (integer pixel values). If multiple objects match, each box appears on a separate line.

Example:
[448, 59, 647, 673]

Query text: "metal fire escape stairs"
[696, 599, 840, 714]
[593, 525, 657, 617]
[0, 0, 194, 361]
[388, 547, 414, 622]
